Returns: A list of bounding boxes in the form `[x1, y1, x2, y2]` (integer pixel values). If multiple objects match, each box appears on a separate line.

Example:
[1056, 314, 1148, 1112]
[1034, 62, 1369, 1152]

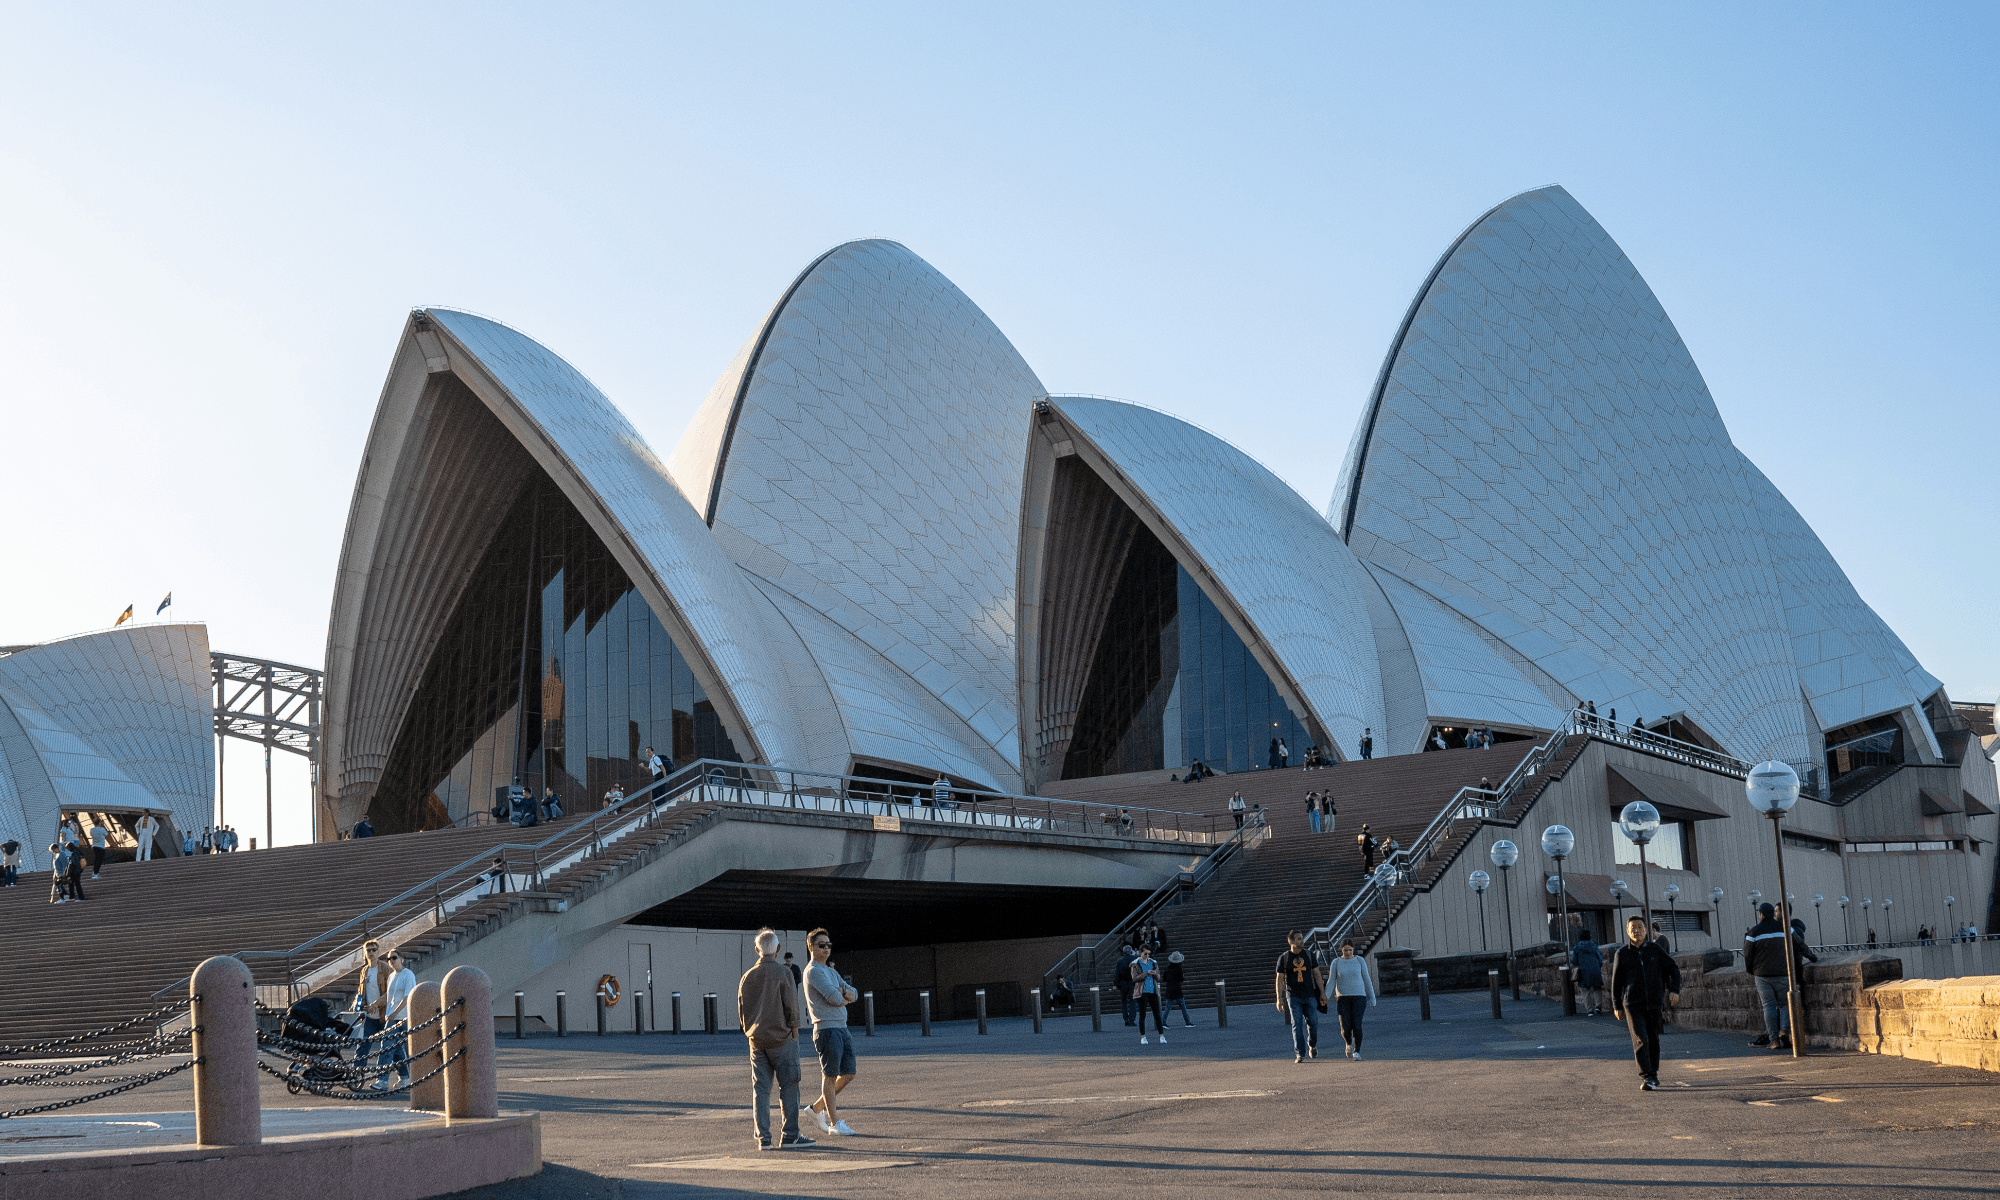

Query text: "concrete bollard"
[190, 954, 260, 1146]
[864, 992, 876, 1036]
[1090, 986, 1102, 1032]
[555, 991, 567, 1037]
[633, 991, 646, 1035]
[919, 991, 932, 1036]
[1489, 969, 1503, 1019]
[442, 965, 498, 1121]
[514, 991, 525, 1040]
[1031, 988, 1043, 1033]
[1418, 973, 1431, 1021]
[1216, 981, 1228, 1028]
[671, 991, 683, 1034]
[408, 980, 445, 1112]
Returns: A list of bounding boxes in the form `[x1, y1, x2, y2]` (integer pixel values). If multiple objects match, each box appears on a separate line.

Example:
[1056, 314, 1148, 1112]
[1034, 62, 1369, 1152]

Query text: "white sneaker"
[811, 1107, 832, 1134]
[1139, 1035, 1149, 1044]
[832, 1120, 856, 1135]
[1352, 1051, 1362, 1060]
[1158, 1033, 1167, 1043]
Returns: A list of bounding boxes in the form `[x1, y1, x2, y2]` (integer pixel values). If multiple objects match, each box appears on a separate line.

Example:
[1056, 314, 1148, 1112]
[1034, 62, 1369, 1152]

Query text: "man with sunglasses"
[377, 949, 417, 1091]
[803, 927, 860, 1135]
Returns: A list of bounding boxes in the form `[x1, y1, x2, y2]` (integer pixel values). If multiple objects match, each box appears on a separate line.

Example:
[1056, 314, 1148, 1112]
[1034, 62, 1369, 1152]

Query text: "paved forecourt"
[36, 990, 2000, 1198]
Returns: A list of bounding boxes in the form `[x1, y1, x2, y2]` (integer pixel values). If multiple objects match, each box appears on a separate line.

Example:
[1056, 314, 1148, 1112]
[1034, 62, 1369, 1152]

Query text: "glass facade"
[1061, 521, 1313, 780]
[369, 474, 739, 832]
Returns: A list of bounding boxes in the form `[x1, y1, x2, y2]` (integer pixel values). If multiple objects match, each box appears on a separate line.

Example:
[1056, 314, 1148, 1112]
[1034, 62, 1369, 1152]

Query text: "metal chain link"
[252, 996, 464, 1057]
[0, 1001, 194, 1056]
[0, 1058, 200, 1119]
[0, 1031, 194, 1087]
[255, 1040, 465, 1102]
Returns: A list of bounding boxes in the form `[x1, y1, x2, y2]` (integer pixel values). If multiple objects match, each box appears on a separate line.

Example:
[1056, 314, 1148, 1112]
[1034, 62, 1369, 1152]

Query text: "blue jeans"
[356, 1016, 385, 1076]
[750, 1037, 802, 1146]
[1308, 809, 1321, 834]
[1287, 993, 1319, 1056]
[1120, 989, 1136, 1025]
[1755, 975, 1790, 1037]
[1170, 996, 1193, 1025]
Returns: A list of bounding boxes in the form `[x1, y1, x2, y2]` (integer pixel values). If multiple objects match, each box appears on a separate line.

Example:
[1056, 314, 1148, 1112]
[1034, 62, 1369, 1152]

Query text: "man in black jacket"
[1743, 902, 1793, 1049]
[1610, 914, 1681, 1090]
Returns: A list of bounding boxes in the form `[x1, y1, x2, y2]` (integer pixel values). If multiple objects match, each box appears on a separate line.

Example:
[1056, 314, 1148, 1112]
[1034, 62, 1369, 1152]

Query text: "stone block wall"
[1863, 976, 2000, 1072]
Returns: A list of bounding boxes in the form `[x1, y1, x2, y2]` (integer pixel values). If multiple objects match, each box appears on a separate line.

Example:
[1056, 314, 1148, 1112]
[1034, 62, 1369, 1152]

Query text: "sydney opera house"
[318, 185, 1970, 839]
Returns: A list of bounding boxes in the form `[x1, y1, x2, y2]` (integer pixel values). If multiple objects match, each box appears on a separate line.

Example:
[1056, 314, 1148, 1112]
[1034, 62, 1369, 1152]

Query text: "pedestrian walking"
[1609, 914, 1682, 1091]
[1132, 946, 1167, 1044]
[802, 928, 859, 1136]
[1164, 951, 1194, 1026]
[644, 746, 667, 792]
[378, 949, 416, 1090]
[87, 819, 110, 878]
[1229, 793, 1247, 830]
[49, 843, 70, 904]
[486, 855, 510, 897]
[1268, 738, 1283, 769]
[1274, 930, 1326, 1063]
[354, 940, 391, 1079]
[1359, 728, 1373, 760]
[1743, 902, 1793, 1049]
[1358, 825, 1377, 874]
[1, 839, 19, 887]
[1306, 791, 1321, 834]
[1277, 739, 1290, 768]
[1573, 932, 1604, 1015]
[1326, 940, 1377, 1057]
[740, 928, 814, 1150]
[134, 813, 158, 861]
[1321, 793, 1337, 836]
[181, 829, 195, 855]
[64, 840, 86, 901]
[1114, 944, 1139, 1027]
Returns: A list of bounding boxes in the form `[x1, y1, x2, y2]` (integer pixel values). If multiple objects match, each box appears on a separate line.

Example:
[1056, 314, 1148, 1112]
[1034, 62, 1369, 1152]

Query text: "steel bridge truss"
[213, 652, 323, 845]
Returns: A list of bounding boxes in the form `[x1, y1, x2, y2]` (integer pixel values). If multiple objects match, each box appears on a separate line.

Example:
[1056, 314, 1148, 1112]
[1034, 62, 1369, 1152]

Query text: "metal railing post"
[1090, 986, 1102, 1032]
[919, 991, 932, 1036]
[1031, 988, 1043, 1033]
[976, 989, 988, 1035]
[864, 992, 876, 1036]
[555, 991, 567, 1037]
[1216, 981, 1229, 1027]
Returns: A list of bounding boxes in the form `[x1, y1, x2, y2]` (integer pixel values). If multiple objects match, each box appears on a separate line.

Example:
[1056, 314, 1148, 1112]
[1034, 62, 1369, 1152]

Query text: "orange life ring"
[598, 974, 622, 1006]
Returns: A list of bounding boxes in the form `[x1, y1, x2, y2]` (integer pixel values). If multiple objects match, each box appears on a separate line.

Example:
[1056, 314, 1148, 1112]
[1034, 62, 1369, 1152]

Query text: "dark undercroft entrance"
[626, 870, 1150, 1022]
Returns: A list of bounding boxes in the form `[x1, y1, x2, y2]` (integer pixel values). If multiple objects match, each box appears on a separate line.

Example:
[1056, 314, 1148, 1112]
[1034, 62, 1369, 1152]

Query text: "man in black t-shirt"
[1274, 930, 1326, 1063]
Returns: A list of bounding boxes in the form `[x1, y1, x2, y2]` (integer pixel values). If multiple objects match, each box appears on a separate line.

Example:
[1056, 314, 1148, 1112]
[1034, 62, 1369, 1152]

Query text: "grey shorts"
[814, 1026, 857, 1077]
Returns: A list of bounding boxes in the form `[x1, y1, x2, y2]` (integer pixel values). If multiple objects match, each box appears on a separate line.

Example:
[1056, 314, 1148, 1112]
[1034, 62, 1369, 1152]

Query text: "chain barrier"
[0, 1000, 194, 1057]
[254, 1037, 466, 1102]
[0, 1058, 200, 1120]
[0, 1030, 195, 1087]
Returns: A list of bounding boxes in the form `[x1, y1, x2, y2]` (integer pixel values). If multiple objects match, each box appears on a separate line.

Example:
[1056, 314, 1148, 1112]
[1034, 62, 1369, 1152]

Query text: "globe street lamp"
[1375, 861, 1402, 951]
[1946, 895, 1957, 942]
[1617, 801, 1661, 938]
[1541, 825, 1576, 963]
[1612, 879, 1629, 933]
[1839, 896, 1851, 945]
[1664, 884, 1682, 954]
[1709, 886, 1725, 948]
[1492, 840, 1521, 999]
[1470, 870, 1492, 951]
[1862, 898, 1873, 944]
[1812, 895, 1825, 946]
[1746, 760, 1806, 1058]
[1882, 898, 1893, 944]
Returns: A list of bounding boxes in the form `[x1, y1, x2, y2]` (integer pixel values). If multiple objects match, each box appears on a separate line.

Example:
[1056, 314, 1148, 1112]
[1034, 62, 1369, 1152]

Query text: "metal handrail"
[150, 758, 1225, 1008]
[1040, 814, 1271, 996]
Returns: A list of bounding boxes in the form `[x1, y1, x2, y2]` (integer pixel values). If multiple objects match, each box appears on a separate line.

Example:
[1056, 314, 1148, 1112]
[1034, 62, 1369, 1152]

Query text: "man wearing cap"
[1743, 902, 1794, 1050]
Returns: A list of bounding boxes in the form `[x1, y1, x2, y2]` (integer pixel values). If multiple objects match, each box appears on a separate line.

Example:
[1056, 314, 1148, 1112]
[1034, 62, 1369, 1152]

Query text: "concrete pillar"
[442, 966, 498, 1121]
[407, 981, 444, 1112]
[190, 955, 260, 1146]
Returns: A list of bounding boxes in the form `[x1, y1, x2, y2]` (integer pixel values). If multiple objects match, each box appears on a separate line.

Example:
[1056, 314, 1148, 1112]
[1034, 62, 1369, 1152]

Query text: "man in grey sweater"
[739, 928, 815, 1150]
[803, 926, 860, 1135]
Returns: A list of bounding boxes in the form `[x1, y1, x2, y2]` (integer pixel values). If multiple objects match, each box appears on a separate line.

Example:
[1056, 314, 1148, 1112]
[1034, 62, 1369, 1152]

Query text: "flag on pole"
[156, 593, 172, 615]
[114, 605, 134, 628]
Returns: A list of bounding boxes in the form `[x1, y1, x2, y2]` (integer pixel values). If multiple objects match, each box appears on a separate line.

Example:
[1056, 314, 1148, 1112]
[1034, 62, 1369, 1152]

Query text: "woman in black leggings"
[1132, 947, 1167, 1044]
[1325, 940, 1378, 1058]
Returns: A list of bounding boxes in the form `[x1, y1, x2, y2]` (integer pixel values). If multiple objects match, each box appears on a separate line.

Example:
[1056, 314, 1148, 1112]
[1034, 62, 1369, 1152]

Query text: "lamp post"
[1709, 887, 1725, 947]
[1664, 884, 1681, 954]
[1812, 895, 1825, 946]
[1611, 879, 1629, 934]
[1541, 825, 1575, 960]
[1946, 895, 1956, 941]
[1492, 840, 1521, 999]
[1862, 898, 1872, 944]
[1375, 861, 1401, 951]
[1747, 760, 1806, 1059]
[1839, 896, 1850, 945]
[1882, 898, 1893, 944]
[1469, 870, 1492, 951]
[1616, 802, 1661, 943]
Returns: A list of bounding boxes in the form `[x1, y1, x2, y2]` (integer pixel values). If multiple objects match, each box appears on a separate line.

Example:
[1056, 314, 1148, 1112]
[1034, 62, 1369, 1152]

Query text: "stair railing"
[1040, 814, 1272, 998]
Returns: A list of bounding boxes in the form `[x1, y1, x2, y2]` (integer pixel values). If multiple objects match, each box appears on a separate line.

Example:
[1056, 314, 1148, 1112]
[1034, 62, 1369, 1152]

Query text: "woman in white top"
[1325, 940, 1379, 1059]
[378, 949, 417, 1090]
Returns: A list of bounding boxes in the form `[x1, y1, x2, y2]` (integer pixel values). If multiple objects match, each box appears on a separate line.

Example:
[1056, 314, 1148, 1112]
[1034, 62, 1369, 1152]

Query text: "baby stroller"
[277, 996, 355, 1094]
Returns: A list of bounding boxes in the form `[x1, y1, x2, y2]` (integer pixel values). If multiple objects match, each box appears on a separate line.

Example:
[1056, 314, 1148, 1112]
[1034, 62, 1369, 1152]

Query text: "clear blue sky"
[3, 2, 1995, 705]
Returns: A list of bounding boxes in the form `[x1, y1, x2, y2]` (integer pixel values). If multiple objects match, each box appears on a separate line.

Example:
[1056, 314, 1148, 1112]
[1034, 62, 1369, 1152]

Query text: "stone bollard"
[442, 965, 498, 1122]
[191, 955, 260, 1146]
[408, 980, 445, 1112]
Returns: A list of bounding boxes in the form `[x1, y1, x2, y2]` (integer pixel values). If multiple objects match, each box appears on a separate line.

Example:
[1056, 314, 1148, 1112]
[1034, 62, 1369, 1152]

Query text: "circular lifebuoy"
[598, 974, 622, 1006]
